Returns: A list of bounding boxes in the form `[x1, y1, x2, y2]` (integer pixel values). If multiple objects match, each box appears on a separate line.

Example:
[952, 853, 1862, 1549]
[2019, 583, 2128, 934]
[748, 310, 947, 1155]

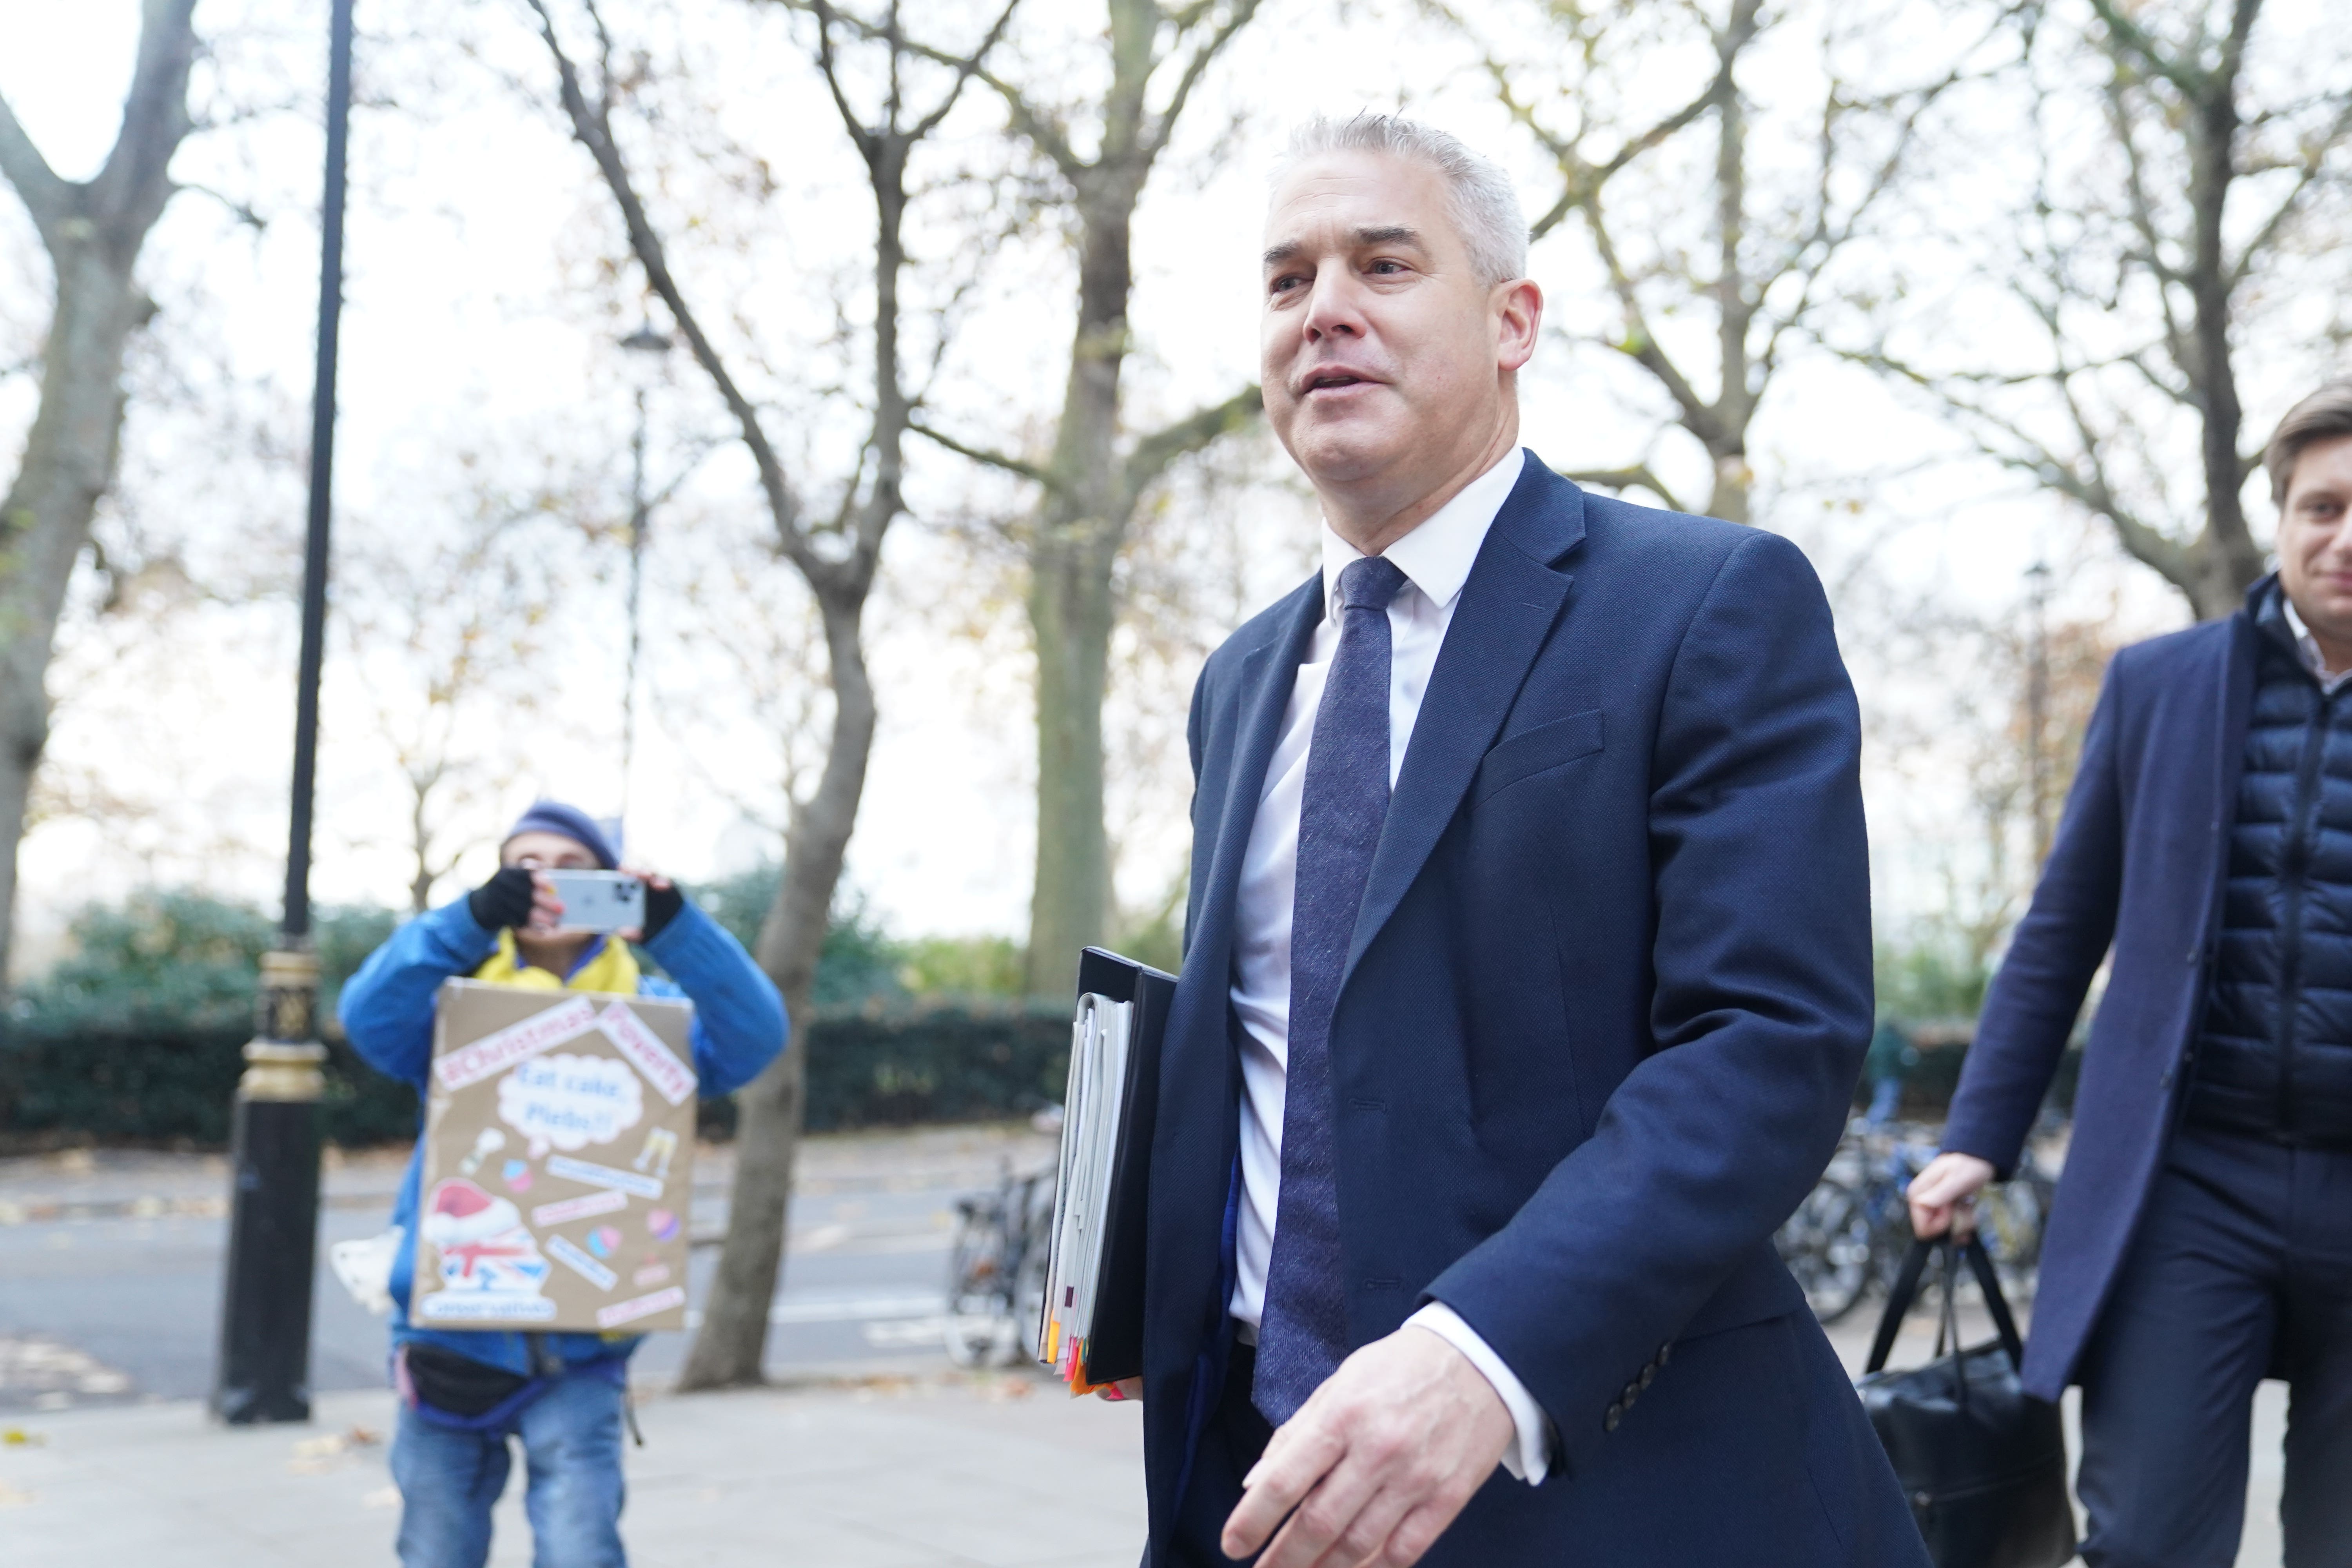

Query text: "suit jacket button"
[1604, 1404, 1622, 1432]
[1640, 1365, 1656, 1388]
[1657, 1342, 1672, 1366]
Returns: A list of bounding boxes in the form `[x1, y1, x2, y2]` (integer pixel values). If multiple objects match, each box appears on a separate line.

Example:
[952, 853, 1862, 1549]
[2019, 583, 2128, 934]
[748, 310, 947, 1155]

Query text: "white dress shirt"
[1227, 446, 1553, 1483]
[2282, 593, 2352, 694]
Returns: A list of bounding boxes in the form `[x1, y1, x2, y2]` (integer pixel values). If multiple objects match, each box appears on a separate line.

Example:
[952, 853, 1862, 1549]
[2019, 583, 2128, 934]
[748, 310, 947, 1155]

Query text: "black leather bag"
[1857, 1236, 2076, 1568]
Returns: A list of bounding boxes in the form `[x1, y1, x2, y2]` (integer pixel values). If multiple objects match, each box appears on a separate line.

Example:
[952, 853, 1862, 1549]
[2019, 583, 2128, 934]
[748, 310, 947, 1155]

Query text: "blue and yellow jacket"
[338, 894, 786, 1377]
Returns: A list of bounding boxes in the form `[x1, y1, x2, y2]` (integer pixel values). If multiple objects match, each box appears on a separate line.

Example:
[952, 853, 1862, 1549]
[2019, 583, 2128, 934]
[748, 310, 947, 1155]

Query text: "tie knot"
[1334, 555, 1408, 614]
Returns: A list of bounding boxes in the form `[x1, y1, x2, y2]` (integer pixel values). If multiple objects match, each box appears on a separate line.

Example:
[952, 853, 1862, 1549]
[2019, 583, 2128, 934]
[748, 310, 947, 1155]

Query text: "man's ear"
[1495, 278, 1543, 373]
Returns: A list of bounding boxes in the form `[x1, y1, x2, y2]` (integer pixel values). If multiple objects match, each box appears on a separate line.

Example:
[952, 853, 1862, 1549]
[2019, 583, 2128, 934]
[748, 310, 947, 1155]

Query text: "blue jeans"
[392, 1370, 628, 1568]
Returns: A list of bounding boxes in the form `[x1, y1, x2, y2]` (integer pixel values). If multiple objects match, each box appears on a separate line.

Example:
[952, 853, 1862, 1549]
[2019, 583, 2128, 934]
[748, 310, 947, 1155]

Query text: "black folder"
[1053, 946, 1176, 1387]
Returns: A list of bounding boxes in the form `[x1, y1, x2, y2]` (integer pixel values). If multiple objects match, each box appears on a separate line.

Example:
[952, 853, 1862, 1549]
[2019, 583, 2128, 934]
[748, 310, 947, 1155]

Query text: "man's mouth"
[1301, 370, 1378, 395]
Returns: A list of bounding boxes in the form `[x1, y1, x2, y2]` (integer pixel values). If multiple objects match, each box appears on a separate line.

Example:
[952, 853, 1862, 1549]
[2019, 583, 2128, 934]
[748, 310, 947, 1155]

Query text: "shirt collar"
[2279, 592, 2352, 688]
[1318, 448, 1527, 616]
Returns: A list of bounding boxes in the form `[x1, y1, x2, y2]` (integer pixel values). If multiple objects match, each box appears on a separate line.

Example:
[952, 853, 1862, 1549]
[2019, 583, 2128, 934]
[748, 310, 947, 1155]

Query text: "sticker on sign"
[498, 1053, 644, 1158]
[545, 1155, 665, 1200]
[597, 1003, 697, 1106]
[435, 997, 599, 1092]
[546, 1234, 619, 1292]
[532, 1189, 628, 1228]
[597, 1285, 688, 1329]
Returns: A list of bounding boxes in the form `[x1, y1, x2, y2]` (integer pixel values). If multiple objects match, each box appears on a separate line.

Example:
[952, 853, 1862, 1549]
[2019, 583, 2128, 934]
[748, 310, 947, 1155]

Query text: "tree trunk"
[1702, 450, 1751, 525]
[2179, 537, 2259, 622]
[677, 591, 876, 1389]
[0, 252, 145, 978]
[1027, 524, 1117, 999]
[1023, 188, 1132, 999]
[0, 0, 198, 982]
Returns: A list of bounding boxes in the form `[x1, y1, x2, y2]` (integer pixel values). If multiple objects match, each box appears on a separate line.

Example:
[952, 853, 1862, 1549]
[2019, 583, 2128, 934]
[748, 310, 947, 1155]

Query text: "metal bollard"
[210, 948, 327, 1425]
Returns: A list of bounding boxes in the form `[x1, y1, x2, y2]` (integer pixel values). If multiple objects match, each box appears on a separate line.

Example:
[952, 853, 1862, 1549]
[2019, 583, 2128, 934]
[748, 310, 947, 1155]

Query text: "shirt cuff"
[1405, 1302, 1553, 1485]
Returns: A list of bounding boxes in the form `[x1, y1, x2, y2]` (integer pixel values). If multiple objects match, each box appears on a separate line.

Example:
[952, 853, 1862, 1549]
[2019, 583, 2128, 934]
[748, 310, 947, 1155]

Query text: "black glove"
[641, 881, 685, 941]
[468, 866, 536, 932]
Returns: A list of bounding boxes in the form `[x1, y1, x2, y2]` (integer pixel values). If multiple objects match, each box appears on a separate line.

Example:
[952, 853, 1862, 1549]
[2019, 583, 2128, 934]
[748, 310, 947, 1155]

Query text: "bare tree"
[337, 491, 583, 913]
[1847, 0, 2352, 619]
[1451, 0, 1972, 524]
[0, 0, 201, 979]
[906, 0, 1264, 998]
[525, 0, 1014, 1388]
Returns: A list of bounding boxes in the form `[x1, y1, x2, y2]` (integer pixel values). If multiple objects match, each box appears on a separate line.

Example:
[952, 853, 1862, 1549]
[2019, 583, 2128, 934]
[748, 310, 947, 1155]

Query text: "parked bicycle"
[1775, 1118, 2057, 1325]
[943, 1157, 1057, 1368]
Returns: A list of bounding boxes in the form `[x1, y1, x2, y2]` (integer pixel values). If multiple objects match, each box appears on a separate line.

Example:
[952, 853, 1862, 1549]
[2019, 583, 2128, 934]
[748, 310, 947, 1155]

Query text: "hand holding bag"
[1857, 1235, 2076, 1568]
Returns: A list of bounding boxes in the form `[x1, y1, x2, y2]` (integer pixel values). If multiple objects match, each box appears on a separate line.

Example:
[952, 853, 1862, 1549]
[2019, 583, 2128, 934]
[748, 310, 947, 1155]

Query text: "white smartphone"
[544, 870, 646, 933]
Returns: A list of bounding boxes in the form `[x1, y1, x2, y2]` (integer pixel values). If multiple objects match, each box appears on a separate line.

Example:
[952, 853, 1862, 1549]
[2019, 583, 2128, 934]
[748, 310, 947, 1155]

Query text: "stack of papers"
[1037, 948, 1175, 1394]
[1041, 992, 1130, 1391]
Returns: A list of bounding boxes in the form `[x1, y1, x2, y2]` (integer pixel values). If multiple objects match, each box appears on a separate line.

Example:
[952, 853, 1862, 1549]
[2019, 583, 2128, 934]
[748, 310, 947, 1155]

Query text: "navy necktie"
[1254, 554, 1408, 1425]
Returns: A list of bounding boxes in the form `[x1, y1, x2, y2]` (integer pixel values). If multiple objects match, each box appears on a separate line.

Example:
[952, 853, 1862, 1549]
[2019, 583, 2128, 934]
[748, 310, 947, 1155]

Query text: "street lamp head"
[620, 322, 674, 394]
[621, 323, 672, 358]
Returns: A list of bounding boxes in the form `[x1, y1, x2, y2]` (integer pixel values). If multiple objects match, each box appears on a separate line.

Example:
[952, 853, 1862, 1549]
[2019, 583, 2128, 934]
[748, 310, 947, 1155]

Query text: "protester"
[339, 800, 786, 1568]
[1911, 382, 2352, 1565]
[1125, 113, 1920, 1567]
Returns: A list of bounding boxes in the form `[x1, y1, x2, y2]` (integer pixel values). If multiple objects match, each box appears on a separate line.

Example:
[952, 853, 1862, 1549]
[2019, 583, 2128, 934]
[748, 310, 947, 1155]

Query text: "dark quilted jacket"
[2190, 588, 2352, 1142]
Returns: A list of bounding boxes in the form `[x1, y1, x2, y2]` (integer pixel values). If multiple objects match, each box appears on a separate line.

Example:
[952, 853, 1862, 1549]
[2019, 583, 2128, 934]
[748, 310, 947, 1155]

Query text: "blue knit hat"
[502, 800, 619, 869]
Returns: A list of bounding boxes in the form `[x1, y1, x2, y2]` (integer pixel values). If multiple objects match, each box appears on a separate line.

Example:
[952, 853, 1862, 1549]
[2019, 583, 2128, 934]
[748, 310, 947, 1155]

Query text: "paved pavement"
[0, 1373, 1144, 1566]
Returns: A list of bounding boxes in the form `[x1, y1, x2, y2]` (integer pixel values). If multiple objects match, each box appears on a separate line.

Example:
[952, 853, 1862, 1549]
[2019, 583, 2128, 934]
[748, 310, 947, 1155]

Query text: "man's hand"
[613, 867, 680, 943]
[468, 866, 544, 933]
[521, 871, 566, 934]
[1222, 1325, 1513, 1568]
[1907, 1151, 1997, 1238]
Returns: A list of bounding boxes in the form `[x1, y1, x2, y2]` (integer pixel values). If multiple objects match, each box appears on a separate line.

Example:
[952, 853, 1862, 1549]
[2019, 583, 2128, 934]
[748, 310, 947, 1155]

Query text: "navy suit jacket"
[1139, 457, 1887, 1561]
[1941, 586, 2264, 1400]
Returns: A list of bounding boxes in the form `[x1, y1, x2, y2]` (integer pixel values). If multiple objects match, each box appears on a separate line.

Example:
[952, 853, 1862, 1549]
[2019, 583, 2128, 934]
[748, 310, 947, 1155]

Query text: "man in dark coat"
[1912, 381, 2352, 1566]
[1127, 111, 1921, 1568]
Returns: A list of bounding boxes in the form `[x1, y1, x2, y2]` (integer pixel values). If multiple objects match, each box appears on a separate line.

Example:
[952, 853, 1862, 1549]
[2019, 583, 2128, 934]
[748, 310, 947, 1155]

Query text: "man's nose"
[1301, 271, 1365, 341]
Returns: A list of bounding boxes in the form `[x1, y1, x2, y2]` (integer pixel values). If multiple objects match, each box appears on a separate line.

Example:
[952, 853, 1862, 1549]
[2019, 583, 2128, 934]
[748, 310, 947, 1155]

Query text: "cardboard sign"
[412, 979, 696, 1332]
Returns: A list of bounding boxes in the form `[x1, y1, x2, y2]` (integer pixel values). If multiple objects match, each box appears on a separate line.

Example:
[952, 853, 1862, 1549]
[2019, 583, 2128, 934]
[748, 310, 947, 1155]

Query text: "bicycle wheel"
[1777, 1177, 1874, 1325]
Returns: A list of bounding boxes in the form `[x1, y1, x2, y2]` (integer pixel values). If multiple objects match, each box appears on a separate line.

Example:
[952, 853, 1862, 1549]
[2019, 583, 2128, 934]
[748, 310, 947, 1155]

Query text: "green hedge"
[0, 1000, 1071, 1150]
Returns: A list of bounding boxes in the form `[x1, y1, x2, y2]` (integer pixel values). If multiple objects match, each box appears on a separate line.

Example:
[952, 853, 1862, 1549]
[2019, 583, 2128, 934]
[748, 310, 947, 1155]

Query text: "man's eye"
[1369, 259, 1406, 274]
[1270, 274, 1303, 294]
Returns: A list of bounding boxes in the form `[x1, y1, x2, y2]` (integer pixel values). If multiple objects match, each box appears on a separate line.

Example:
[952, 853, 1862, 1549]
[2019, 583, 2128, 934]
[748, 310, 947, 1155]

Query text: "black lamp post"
[617, 322, 671, 828]
[212, 0, 355, 1426]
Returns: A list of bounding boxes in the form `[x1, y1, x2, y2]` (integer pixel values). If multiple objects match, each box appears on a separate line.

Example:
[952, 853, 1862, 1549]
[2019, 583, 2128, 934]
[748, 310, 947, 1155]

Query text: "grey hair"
[1275, 113, 1530, 286]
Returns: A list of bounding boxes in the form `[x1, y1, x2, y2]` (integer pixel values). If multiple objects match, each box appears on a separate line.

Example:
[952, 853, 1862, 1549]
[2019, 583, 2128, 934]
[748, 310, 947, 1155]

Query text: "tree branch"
[1559, 464, 1684, 514]
[0, 90, 73, 241]
[526, 0, 807, 561]
[1118, 383, 1261, 510]
[908, 416, 1061, 491]
[1142, 0, 1264, 162]
[89, 0, 200, 249]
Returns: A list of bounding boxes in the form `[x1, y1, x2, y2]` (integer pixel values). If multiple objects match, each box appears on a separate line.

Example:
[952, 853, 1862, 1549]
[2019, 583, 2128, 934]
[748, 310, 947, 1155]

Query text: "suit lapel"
[1192, 577, 1323, 969]
[1344, 462, 1587, 982]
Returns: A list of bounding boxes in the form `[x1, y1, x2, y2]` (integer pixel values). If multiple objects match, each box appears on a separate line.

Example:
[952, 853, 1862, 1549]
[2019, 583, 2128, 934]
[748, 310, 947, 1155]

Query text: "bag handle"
[1862, 1234, 2027, 1376]
[1864, 1237, 1936, 1374]
[1957, 1231, 2028, 1370]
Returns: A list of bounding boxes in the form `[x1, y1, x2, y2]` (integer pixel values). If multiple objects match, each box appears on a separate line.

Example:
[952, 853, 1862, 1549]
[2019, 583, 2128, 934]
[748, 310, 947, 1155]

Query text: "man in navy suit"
[1910, 380, 2352, 1567]
[1128, 112, 1922, 1567]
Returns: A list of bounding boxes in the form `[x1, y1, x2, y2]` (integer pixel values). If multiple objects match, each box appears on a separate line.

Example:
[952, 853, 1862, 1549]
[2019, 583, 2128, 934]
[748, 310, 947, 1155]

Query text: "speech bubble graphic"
[497, 1054, 644, 1159]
